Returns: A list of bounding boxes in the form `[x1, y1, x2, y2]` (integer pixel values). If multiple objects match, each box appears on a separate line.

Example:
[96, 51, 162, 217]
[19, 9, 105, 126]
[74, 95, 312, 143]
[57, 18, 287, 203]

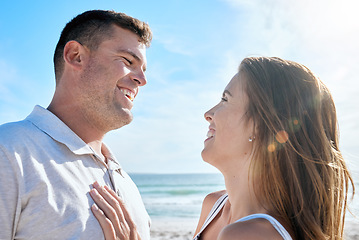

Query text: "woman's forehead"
[225, 73, 246, 95]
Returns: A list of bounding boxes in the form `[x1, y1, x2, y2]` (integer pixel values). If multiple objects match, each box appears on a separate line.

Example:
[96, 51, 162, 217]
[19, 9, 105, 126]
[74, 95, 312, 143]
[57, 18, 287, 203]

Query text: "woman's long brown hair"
[240, 57, 354, 239]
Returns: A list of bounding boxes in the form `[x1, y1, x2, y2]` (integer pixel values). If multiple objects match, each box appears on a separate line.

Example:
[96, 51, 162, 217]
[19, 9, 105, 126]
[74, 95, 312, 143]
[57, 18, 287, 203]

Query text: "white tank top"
[193, 193, 293, 240]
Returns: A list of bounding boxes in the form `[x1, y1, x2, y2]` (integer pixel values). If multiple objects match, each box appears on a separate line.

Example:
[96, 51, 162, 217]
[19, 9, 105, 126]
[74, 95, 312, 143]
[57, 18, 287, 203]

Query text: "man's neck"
[47, 103, 106, 158]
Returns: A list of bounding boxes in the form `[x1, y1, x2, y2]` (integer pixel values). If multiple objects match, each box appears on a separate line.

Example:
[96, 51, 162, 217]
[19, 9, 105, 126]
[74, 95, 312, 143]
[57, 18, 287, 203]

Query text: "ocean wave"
[141, 189, 206, 196]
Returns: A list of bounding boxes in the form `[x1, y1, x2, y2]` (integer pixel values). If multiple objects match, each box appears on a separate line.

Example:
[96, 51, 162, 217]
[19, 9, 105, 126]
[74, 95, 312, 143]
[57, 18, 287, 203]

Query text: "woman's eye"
[221, 97, 227, 102]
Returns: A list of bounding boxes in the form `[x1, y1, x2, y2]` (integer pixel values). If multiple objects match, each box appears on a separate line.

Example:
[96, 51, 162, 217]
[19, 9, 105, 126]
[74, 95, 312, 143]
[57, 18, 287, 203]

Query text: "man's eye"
[123, 57, 132, 64]
[221, 97, 227, 102]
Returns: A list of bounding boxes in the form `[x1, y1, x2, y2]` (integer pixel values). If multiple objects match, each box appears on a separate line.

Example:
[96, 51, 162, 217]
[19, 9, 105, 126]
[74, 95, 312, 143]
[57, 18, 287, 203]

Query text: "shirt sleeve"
[0, 146, 21, 240]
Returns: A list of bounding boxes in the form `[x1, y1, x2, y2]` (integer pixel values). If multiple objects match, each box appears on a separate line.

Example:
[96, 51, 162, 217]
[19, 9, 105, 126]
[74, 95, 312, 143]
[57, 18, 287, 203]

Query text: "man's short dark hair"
[53, 10, 152, 80]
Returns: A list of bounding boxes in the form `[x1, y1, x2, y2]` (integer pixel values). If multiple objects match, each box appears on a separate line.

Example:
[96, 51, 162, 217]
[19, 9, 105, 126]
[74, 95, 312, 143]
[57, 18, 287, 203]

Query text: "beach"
[345, 221, 359, 240]
[150, 217, 197, 240]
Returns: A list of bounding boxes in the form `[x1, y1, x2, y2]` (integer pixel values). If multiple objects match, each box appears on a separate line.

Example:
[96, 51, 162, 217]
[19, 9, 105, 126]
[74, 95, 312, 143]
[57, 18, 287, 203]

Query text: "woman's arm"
[90, 181, 140, 240]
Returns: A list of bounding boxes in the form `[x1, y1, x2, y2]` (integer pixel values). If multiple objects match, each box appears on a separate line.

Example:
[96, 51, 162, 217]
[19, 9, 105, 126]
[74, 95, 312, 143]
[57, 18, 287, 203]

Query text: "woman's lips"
[205, 129, 215, 142]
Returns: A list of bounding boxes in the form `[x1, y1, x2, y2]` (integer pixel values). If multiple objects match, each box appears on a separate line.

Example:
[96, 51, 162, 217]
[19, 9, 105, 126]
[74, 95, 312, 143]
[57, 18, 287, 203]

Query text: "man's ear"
[63, 40, 88, 71]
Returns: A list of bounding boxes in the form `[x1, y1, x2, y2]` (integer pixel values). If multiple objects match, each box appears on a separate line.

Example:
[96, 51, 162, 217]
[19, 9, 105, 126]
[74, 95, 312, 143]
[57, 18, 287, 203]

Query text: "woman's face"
[202, 72, 254, 171]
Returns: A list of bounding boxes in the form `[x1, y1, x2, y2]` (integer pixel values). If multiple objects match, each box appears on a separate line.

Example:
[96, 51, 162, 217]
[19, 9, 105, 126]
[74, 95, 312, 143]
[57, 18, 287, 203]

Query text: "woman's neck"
[222, 164, 268, 223]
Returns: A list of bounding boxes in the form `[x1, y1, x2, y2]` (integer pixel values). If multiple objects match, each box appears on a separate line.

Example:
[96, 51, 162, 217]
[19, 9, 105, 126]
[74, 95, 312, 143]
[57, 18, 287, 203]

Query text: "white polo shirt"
[0, 105, 150, 240]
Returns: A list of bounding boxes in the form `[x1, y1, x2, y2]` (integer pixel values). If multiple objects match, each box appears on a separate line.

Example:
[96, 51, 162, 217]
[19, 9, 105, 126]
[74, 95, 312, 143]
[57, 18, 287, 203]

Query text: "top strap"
[193, 193, 228, 239]
[235, 213, 292, 240]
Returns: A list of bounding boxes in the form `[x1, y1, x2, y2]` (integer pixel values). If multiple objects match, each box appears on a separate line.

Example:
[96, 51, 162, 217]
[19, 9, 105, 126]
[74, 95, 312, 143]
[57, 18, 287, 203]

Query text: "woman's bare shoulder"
[218, 218, 283, 240]
[193, 190, 227, 237]
[203, 190, 227, 206]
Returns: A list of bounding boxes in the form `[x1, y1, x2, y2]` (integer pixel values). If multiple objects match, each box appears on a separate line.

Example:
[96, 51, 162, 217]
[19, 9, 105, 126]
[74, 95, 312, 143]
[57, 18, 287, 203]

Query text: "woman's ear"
[249, 118, 257, 142]
[63, 40, 88, 71]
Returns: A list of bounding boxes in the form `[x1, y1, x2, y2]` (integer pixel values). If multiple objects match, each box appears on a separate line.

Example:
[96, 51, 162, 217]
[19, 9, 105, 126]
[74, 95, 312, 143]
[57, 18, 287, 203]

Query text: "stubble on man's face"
[75, 26, 147, 134]
[77, 55, 134, 134]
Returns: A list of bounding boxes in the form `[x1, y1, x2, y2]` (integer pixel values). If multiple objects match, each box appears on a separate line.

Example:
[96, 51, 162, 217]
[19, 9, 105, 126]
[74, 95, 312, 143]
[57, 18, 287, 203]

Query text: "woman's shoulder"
[203, 190, 227, 206]
[200, 190, 227, 221]
[193, 190, 227, 237]
[218, 217, 283, 240]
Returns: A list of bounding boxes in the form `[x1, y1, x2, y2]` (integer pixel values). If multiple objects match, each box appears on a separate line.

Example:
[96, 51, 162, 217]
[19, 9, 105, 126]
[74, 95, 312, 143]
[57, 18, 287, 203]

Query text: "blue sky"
[1, 0, 359, 177]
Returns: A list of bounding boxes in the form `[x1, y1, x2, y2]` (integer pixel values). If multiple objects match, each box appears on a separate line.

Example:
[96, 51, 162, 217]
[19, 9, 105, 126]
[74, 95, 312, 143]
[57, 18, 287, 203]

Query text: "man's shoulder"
[0, 119, 38, 146]
[0, 119, 30, 133]
[0, 106, 51, 139]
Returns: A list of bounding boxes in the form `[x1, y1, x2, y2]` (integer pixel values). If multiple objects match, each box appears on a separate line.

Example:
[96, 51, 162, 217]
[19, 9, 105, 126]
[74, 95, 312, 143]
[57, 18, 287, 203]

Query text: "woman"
[90, 57, 354, 239]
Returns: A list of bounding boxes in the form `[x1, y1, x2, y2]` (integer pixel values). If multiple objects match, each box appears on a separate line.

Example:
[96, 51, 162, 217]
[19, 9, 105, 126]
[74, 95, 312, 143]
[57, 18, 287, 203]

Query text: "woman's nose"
[204, 110, 213, 122]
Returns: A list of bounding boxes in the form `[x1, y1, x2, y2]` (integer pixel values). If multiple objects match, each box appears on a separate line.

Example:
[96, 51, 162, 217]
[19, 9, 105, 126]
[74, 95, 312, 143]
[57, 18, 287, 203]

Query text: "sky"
[0, 0, 359, 178]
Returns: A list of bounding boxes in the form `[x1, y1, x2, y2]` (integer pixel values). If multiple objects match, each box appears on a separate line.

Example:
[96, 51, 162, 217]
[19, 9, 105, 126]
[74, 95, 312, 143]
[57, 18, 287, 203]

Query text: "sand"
[150, 217, 197, 240]
[344, 220, 359, 240]
[150, 217, 359, 240]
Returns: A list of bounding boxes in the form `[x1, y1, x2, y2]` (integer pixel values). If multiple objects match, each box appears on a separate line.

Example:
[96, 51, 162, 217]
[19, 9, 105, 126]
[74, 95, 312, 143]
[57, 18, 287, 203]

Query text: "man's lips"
[119, 87, 137, 101]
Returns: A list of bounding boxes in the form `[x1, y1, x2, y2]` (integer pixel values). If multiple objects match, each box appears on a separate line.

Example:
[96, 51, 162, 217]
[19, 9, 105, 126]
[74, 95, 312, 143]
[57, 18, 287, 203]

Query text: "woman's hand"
[90, 182, 141, 240]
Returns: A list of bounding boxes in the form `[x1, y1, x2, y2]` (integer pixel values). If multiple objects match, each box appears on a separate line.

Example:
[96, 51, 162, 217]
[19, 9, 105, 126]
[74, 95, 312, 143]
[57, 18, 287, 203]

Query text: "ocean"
[129, 173, 359, 225]
[130, 173, 225, 219]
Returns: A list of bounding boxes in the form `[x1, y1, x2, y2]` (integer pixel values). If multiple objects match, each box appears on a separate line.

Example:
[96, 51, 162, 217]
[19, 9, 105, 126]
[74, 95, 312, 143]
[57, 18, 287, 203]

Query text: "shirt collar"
[26, 105, 122, 170]
[101, 143, 122, 172]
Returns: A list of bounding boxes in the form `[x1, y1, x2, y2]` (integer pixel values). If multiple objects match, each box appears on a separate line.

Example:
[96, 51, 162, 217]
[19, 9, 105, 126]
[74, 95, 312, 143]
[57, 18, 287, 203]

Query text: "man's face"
[78, 25, 147, 133]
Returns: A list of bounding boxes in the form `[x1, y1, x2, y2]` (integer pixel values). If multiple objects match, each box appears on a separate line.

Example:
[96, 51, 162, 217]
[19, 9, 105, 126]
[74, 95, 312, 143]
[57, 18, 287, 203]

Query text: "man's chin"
[114, 111, 133, 129]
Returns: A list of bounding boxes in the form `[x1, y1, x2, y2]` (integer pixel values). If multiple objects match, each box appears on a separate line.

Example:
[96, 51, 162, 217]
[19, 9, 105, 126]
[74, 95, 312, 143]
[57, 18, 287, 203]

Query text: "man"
[0, 10, 152, 239]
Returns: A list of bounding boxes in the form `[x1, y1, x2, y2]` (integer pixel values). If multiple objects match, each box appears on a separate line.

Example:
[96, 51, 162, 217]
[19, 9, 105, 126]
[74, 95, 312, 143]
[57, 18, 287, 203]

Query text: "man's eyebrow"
[223, 90, 232, 97]
[118, 49, 147, 72]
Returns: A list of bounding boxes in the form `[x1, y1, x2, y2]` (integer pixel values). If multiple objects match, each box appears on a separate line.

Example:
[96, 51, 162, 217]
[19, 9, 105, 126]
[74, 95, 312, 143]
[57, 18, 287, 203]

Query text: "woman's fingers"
[90, 187, 123, 231]
[91, 203, 117, 240]
[90, 182, 140, 240]
[92, 182, 127, 226]
[104, 185, 137, 229]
